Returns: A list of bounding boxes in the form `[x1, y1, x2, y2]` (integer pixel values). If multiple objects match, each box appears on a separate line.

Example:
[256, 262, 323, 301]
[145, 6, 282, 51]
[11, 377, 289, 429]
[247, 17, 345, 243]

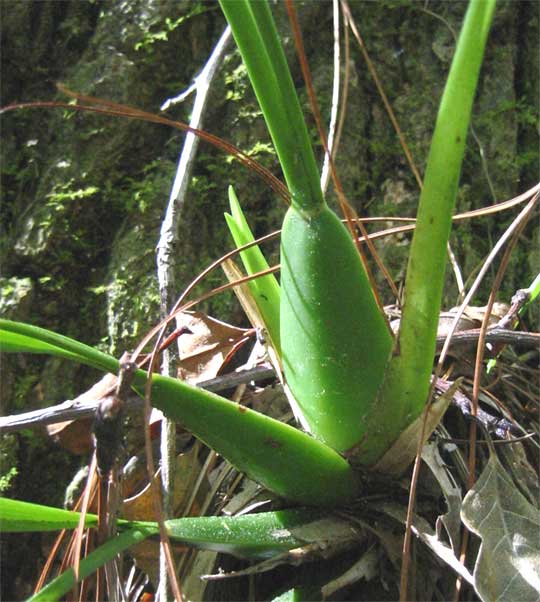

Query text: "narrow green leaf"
[0, 319, 118, 374]
[219, 0, 323, 213]
[0, 497, 97, 532]
[0, 330, 83, 363]
[29, 527, 154, 602]
[0, 320, 360, 506]
[353, 0, 497, 465]
[225, 185, 281, 353]
[164, 508, 327, 559]
[0, 497, 333, 562]
[25, 507, 340, 600]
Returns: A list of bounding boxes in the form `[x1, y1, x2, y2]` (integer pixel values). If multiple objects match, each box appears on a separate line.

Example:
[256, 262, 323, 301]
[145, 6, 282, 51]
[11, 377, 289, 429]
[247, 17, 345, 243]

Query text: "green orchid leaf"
[354, 0, 497, 466]
[225, 185, 281, 353]
[280, 205, 392, 452]
[0, 319, 359, 506]
[0, 322, 117, 373]
[164, 508, 328, 559]
[220, 0, 392, 453]
[0, 497, 97, 532]
[0, 497, 340, 562]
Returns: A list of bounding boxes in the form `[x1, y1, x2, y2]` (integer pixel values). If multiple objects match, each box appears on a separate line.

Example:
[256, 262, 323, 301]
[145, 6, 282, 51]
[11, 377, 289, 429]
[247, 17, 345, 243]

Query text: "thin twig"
[497, 286, 533, 329]
[320, 0, 341, 193]
[160, 82, 197, 112]
[153, 25, 232, 602]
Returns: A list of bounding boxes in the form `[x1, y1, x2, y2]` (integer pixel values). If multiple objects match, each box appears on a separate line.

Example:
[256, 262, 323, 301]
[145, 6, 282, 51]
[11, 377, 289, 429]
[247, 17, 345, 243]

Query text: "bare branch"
[154, 25, 232, 601]
[2, 325, 537, 435]
[0, 364, 274, 433]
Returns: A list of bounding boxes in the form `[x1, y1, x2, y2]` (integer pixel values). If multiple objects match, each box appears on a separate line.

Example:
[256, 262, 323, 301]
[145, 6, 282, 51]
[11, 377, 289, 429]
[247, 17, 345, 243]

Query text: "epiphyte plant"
[220, 0, 496, 464]
[2, 0, 494, 528]
[0, 0, 500, 599]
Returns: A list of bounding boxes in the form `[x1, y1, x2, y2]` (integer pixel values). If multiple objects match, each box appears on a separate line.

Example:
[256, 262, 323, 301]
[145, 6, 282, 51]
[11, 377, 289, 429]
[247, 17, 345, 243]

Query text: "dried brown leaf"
[373, 381, 460, 475]
[175, 311, 248, 383]
[461, 452, 540, 602]
[46, 373, 118, 454]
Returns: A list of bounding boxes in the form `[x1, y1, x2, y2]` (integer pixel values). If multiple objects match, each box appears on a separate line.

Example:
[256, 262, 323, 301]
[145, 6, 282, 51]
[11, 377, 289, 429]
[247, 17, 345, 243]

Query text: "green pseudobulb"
[280, 204, 393, 453]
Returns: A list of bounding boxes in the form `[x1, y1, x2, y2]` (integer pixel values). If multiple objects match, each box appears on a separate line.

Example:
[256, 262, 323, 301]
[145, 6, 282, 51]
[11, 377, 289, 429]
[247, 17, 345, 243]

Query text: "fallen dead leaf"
[174, 311, 249, 383]
[123, 444, 205, 521]
[46, 373, 118, 454]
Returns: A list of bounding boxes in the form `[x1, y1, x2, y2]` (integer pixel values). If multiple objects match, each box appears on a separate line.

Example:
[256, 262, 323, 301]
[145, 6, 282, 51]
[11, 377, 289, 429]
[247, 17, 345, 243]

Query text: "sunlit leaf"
[0, 497, 97, 532]
[461, 452, 540, 602]
[164, 508, 330, 559]
[0, 319, 360, 506]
